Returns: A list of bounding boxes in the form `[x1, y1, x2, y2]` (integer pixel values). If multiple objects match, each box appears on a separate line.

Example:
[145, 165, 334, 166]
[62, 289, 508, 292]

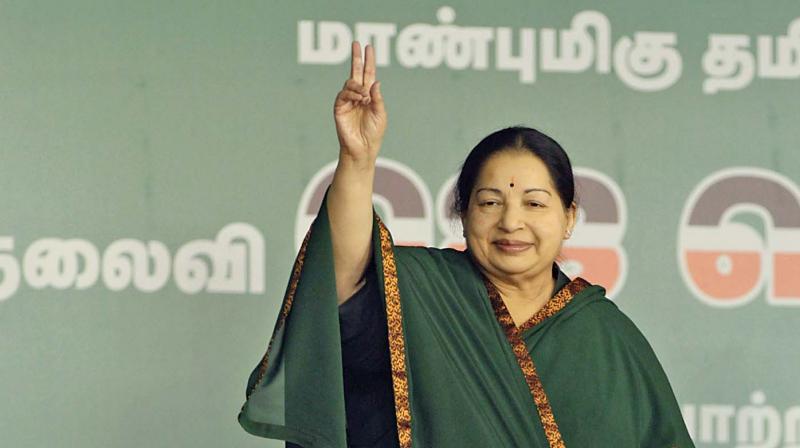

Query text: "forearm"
[328, 41, 385, 303]
[328, 153, 376, 304]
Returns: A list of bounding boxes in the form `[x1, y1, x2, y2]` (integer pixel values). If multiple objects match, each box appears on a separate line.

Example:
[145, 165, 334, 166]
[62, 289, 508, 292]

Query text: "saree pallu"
[239, 197, 694, 447]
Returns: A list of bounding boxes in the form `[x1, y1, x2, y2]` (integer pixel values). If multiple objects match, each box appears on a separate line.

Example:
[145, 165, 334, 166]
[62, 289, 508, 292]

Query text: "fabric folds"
[238, 195, 694, 447]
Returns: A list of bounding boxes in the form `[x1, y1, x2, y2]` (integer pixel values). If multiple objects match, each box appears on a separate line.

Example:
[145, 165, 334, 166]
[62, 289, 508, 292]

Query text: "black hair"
[452, 126, 575, 216]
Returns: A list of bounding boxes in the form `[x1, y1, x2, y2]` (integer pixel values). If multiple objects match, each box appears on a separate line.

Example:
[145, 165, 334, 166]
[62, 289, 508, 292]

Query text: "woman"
[239, 42, 694, 447]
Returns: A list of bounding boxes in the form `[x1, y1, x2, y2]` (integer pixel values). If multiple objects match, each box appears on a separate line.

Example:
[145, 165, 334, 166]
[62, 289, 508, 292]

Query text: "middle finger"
[363, 44, 376, 86]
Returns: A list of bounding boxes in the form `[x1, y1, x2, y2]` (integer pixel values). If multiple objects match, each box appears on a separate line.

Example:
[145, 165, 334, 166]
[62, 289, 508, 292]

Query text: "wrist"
[337, 149, 379, 172]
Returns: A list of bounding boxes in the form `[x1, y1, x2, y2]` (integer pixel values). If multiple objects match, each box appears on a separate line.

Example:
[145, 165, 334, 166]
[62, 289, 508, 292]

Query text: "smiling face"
[462, 150, 576, 283]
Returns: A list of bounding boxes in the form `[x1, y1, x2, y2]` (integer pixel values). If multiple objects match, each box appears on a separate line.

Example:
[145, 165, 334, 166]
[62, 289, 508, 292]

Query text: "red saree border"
[377, 218, 413, 448]
[246, 229, 311, 398]
[482, 276, 591, 448]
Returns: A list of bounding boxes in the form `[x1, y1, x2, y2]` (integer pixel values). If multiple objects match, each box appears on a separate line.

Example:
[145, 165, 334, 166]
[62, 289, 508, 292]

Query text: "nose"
[498, 203, 524, 232]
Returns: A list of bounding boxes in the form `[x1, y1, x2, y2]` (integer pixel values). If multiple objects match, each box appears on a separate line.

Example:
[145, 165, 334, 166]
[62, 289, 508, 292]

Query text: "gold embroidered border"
[377, 217, 413, 448]
[246, 229, 311, 398]
[482, 277, 591, 448]
[518, 278, 592, 332]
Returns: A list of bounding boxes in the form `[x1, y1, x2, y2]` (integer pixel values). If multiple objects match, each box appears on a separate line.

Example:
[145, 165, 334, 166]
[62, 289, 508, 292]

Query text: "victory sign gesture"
[328, 41, 387, 302]
[334, 42, 387, 164]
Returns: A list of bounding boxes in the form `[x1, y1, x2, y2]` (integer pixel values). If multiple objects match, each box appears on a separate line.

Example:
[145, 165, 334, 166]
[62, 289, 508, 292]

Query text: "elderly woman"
[239, 42, 694, 448]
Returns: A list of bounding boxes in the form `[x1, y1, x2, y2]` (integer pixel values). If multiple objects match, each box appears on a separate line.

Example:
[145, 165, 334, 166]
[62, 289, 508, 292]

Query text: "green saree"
[239, 197, 694, 447]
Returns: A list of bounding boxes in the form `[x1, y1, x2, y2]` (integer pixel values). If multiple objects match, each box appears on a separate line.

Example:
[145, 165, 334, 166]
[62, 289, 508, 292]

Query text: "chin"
[491, 259, 538, 276]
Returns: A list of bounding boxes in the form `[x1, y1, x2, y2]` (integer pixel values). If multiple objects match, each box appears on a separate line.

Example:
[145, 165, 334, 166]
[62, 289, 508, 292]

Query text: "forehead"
[475, 151, 554, 188]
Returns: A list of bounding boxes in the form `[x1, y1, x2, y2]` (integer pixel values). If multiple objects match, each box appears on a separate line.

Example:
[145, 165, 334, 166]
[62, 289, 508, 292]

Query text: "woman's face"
[462, 150, 576, 283]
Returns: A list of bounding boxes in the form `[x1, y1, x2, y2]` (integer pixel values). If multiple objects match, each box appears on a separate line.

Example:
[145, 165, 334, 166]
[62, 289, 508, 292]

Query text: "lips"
[493, 239, 533, 252]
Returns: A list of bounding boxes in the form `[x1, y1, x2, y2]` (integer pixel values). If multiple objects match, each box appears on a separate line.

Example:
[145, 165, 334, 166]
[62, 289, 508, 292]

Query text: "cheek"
[532, 218, 568, 243]
[466, 214, 495, 239]
[463, 211, 478, 232]
[463, 223, 480, 243]
[465, 225, 493, 261]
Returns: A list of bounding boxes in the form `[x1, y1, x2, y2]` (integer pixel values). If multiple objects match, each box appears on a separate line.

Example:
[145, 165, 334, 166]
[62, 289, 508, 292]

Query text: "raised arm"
[329, 42, 386, 304]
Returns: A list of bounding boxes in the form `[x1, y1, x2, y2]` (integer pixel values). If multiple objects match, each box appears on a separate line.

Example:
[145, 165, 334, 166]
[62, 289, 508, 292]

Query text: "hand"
[334, 42, 387, 164]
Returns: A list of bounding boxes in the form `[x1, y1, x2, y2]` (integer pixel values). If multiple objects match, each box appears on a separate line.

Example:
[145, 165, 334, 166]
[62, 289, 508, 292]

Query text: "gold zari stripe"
[378, 218, 413, 448]
[247, 229, 311, 398]
[483, 276, 592, 448]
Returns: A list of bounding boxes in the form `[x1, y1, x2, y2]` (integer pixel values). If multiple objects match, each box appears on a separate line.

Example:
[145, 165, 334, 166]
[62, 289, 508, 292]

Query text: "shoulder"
[394, 246, 473, 271]
[545, 289, 674, 391]
[561, 289, 658, 357]
[392, 246, 483, 291]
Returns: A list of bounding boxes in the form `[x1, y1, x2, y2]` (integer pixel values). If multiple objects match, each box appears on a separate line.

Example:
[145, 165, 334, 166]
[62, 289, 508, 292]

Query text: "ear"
[564, 201, 577, 239]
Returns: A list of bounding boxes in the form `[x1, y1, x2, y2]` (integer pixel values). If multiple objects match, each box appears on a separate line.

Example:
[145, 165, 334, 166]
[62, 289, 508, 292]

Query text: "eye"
[479, 200, 500, 207]
[527, 201, 546, 208]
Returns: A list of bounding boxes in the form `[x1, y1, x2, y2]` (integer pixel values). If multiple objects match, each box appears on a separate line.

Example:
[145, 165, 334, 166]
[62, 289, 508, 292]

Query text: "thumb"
[370, 81, 385, 116]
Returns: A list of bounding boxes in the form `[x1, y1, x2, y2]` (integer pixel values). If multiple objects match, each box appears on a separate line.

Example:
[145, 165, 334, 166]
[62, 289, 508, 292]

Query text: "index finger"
[350, 41, 363, 83]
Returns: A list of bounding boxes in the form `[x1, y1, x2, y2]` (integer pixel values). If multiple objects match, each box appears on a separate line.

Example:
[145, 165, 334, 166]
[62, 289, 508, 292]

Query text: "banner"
[2, 2, 798, 447]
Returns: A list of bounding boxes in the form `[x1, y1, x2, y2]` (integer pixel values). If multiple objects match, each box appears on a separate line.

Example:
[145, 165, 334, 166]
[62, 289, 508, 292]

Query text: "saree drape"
[238, 196, 694, 447]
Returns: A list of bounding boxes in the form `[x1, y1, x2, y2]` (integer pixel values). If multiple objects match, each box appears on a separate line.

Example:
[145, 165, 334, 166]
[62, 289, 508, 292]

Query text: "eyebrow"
[476, 187, 552, 196]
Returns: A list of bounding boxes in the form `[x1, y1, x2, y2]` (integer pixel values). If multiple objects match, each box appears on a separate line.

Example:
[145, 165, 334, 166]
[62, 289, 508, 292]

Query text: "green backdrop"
[2, 1, 799, 447]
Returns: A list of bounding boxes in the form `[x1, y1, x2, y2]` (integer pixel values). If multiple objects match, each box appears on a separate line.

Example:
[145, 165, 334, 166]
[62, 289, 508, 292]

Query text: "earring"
[565, 230, 572, 239]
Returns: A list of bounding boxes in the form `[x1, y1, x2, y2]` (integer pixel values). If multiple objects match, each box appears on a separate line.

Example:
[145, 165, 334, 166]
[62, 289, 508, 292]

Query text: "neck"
[481, 266, 555, 304]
